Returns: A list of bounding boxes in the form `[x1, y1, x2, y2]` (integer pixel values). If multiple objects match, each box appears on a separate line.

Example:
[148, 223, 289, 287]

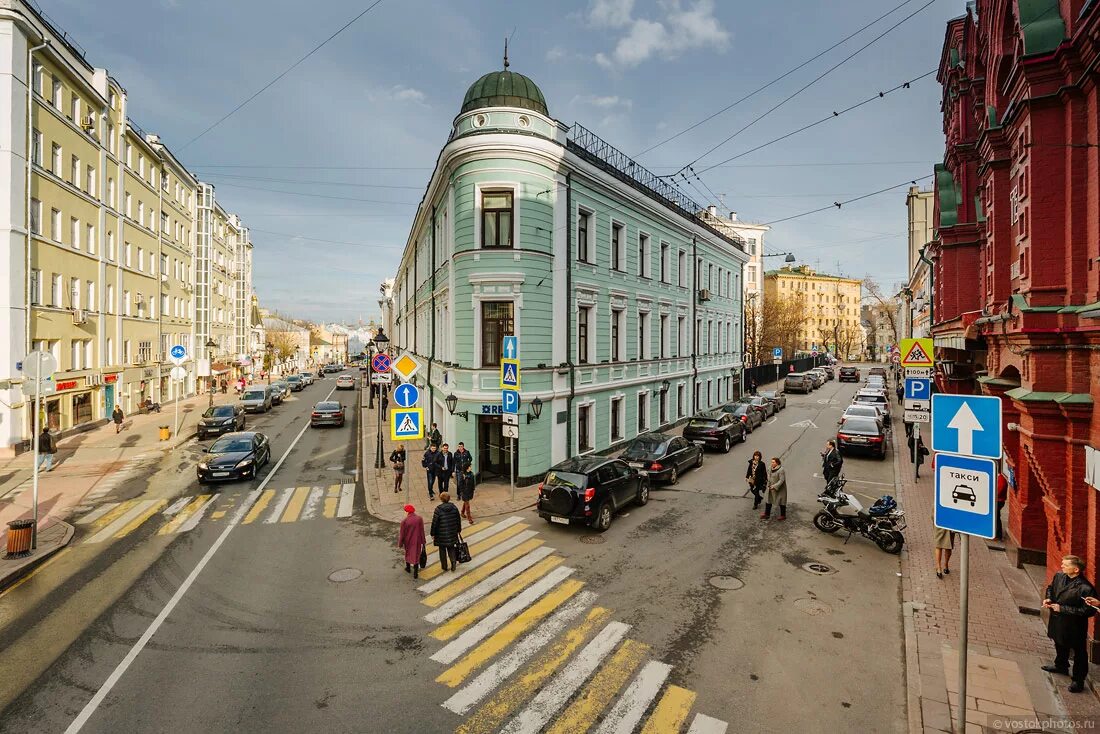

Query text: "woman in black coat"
[1042, 555, 1097, 692]
[430, 492, 463, 572]
[745, 450, 768, 510]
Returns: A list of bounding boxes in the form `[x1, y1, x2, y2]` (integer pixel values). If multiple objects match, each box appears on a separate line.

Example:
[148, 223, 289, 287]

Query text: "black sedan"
[682, 411, 746, 452]
[738, 395, 775, 418]
[720, 402, 764, 433]
[619, 432, 703, 485]
[836, 416, 888, 459]
[759, 390, 786, 411]
[197, 404, 246, 440]
[311, 401, 346, 427]
[197, 431, 272, 484]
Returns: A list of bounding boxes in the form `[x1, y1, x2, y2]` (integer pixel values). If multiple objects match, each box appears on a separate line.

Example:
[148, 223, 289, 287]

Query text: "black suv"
[682, 410, 746, 452]
[839, 366, 860, 382]
[537, 457, 648, 532]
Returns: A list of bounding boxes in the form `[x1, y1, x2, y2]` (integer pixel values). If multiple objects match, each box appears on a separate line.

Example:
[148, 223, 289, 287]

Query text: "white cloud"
[593, 0, 730, 70]
[391, 85, 427, 103]
[545, 46, 568, 62]
[572, 94, 634, 110]
[589, 0, 636, 28]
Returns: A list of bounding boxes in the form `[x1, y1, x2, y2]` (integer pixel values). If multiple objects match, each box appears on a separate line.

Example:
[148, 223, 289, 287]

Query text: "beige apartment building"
[763, 264, 863, 359]
[0, 1, 258, 449]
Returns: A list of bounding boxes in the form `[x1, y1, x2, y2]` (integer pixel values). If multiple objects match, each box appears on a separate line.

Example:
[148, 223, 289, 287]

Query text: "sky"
[46, 0, 960, 322]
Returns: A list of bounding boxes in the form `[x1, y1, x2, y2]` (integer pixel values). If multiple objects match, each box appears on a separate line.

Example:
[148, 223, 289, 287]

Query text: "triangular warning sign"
[903, 341, 931, 365]
[396, 414, 417, 433]
[504, 364, 517, 384]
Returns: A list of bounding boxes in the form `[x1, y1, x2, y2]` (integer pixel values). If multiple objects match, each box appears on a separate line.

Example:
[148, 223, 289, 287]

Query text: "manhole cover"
[794, 598, 833, 616]
[709, 575, 744, 590]
[802, 562, 837, 576]
[328, 568, 362, 583]
[580, 535, 606, 545]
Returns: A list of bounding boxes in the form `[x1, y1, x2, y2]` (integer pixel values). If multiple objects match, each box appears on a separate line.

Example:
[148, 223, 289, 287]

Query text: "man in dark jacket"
[422, 445, 441, 500]
[427, 423, 442, 449]
[1042, 555, 1097, 692]
[454, 442, 473, 474]
[821, 440, 843, 482]
[430, 492, 463, 572]
[436, 443, 455, 495]
[37, 426, 56, 472]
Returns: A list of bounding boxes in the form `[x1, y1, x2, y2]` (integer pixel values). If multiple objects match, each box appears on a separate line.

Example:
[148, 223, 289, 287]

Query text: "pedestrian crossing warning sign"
[500, 358, 521, 389]
[391, 407, 424, 441]
[900, 337, 934, 368]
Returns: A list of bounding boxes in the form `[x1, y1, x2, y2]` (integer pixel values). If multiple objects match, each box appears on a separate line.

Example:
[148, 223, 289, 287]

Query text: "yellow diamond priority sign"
[900, 337, 934, 368]
[391, 352, 421, 382]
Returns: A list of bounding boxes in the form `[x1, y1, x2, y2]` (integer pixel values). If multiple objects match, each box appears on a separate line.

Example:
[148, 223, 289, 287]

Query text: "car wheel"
[695, 451, 704, 469]
[668, 467, 679, 485]
[594, 503, 613, 532]
[636, 481, 650, 506]
[721, 436, 730, 454]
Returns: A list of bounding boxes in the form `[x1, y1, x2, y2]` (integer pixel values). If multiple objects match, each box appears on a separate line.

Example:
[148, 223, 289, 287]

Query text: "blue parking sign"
[904, 378, 931, 401]
[502, 389, 519, 414]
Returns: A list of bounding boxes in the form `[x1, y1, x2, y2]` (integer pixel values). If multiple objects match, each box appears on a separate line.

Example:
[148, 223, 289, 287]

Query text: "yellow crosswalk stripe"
[545, 639, 650, 734]
[640, 685, 697, 734]
[419, 524, 529, 581]
[280, 486, 311, 522]
[323, 496, 339, 519]
[437, 578, 585, 688]
[456, 606, 612, 734]
[422, 539, 546, 607]
[242, 489, 276, 524]
[431, 556, 565, 641]
[114, 499, 167, 538]
[211, 511, 227, 520]
[158, 495, 212, 535]
[89, 500, 135, 530]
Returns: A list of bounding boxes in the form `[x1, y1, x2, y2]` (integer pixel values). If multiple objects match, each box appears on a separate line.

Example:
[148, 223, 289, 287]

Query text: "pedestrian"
[422, 444, 441, 500]
[745, 450, 767, 510]
[750, 378, 757, 395]
[112, 405, 124, 434]
[995, 471, 1008, 542]
[907, 431, 929, 478]
[381, 389, 389, 420]
[389, 445, 407, 494]
[398, 504, 426, 579]
[896, 383, 904, 405]
[220, 379, 227, 394]
[456, 467, 476, 523]
[1042, 555, 1096, 693]
[427, 422, 442, 449]
[430, 492, 463, 573]
[37, 426, 55, 472]
[821, 440, 843, 483]
[762, 456, 787, 521]
[437, 442, 455, 495]
[933, 523, 955, 579]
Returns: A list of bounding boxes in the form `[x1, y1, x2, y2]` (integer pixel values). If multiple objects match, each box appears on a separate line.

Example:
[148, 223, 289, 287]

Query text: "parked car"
[839, 366, 860, 382]
[240, 386, 273, 413]
[759, 389, 786, 411]
[868, 366, 889, 379]
[197, 431, 272, 484]
[310, 401, 346, 428]
[298, 371, 315, 386]
[619, 432, 703, 485]
[537, 456, 648, 532]
[806, 370, 826, 388]
[323, 364, 341, 374]
[197, 404, 246, 440]
[853, 389, 891, 425]
[738, 395, 775, 419]
[335, 375, 356, 390]
[815, 366, 835, 380]
[840, 404, 885, 429]
[717, 403, 763, 434]
[784, 372, 814, 393]
[866, 376, 886, 390]
[836, 416, 888, 459]
[684, 410, 747, 451]
[286, 375, 305, 392]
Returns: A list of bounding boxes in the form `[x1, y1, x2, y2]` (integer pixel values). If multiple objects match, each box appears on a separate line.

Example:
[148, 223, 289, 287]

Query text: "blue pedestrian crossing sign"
[500, 358, 520, 389]
[503, 336, 519, 361]
[502, 389, 519, 414]
[393, 382, 420, 409]
[390, 407, 423, 441]
[931, 394, 1002, 459]
[934, 453, 997, 538]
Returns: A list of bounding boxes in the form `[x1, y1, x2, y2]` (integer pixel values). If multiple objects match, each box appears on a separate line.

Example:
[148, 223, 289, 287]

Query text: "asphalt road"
[0, 369, 906, 733]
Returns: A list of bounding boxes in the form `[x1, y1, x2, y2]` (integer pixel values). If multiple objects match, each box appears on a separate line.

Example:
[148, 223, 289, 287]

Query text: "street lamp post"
[367, 343, 375, 410]
[372, 329, 389, 469]
[205, 338, 217, 408]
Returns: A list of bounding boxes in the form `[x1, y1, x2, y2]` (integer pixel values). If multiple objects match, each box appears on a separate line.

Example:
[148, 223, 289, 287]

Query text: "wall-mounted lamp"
[445, 392, 468, 421]
[526, 396, 544, 424]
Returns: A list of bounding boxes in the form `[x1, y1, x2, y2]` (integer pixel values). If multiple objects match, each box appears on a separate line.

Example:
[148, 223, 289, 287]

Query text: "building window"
[677, 384, 685, 417]
[611, 309, 623, 362]
[638, 233, 649, 278]
[29, 269, 41, 305]
[578, 306, 590, 364]
[30, 199, 41, 235]
[747, 237, 757, 255]
[86, 166, 95, 196]
[123, 290, 130, 316]
[161, 212, 169, 233]
[481, 190, 513, 248]
[637, 311, 649, 360]
[138, 201, 144, 225]
[51, 143, 61, 176]
[137, 247, 144, 272]
[106, 337, 113, 364]
[659, 390, 667, 425]
[125, 242, 132, 267]
[677, 250, 686, 286]
[69, 94, 78, 121]
[611, 221, 624, 271]
[106, 231, 115, 261]
[70, 155, 79, 186]
[637, 393, 648, 432]
[138, 155, 144, 178]
[660, 243, 669, 283]
[676, 316, 685, 358]
[32, 130, 42, 166]
[51, 76, 61, 109]
[106, 284, 114, 314]
[578, 405, 592, 452]
[86, 281, 94, 311]
[660, 314, 668, 358]
[86, 224, 95, 255]
[51, 273, 62, 307]
[611, 397, 623, 441]
[577, 209, 592, 263]
[31, 61, 41, 95]
[480, 301, 514, 366]
[70, 217, 80, 250]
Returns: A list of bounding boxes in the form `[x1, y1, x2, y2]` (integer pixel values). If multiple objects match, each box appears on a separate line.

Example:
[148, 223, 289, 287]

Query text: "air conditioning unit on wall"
[72, 308, 86, 325]
[698, 288, 711, 302]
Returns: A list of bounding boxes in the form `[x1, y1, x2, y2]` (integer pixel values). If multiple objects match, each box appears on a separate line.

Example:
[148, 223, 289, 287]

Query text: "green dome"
[460, 69, 548, 116]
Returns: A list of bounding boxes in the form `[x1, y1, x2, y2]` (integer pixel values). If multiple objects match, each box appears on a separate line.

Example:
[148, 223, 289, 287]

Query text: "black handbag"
[455, 535, 472, 564]
[419, 547, 428, 569]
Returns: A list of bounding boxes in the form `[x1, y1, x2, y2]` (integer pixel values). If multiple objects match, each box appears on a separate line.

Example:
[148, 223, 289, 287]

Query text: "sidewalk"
[893, 405, 1100, 732]
[358, 387, 536, 525]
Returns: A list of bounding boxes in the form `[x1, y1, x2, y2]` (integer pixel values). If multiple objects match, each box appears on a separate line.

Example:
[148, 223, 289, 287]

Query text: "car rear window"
[316, 402, 340, 411]
[688, 418, 719, 428]
[243, 390, 266, 400]
[840, 417, 880, 433]
[759, 391, 776, 399]
[545, 471, 586, 489]
[856, 394, 887, 404]
[621, 438, 667, 458]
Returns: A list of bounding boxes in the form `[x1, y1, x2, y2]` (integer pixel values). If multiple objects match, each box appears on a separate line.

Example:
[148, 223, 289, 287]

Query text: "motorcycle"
[813, 477, 906, 554]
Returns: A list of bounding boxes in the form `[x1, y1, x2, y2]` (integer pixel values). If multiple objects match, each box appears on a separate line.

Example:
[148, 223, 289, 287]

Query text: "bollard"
[159, 426, 171, 441]
[5, 519, 34, 558]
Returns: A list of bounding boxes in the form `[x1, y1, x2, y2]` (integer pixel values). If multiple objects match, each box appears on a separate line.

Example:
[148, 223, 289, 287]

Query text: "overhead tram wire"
[193, 171, 424, 190]
[202, 180, 419, 206]
[179, 0, 386, 150]
[669, 0, 943, 178]
[760, 175, 934, 226]
[633, 0, 922, 159]
[247, 228, 403, 249]
[693, 69, 937, 176]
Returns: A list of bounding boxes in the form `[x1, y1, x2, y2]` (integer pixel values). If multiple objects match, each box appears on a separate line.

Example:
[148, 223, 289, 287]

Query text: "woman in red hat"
[398, 504, 426, 579]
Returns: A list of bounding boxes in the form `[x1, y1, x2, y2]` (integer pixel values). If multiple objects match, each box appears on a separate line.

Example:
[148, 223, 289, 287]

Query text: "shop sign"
[142, 368, 155, 378]
[55, 380, 79, 391]
[104, 374, 119, 383]
[480, 404, 504, 415]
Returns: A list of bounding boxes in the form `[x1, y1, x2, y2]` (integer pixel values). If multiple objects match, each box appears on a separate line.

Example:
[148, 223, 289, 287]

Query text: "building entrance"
[478, 415, 516, 482]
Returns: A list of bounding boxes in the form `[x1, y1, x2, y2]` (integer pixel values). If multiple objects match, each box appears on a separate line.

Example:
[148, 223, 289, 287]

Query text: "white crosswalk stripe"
[85, 500, 158, 544]
[417, 530, 540, 594]
[178, 496, 218, 533]
[300, 486, 325, 521]
[162, 496, 193, 516]
[264, 487, 296, 525]
[593, 660, 673, 734]
[336, 483, 355, 517]
[461, 516, 524, 545]
[687, 713, 729, 734]
[424, 546, 557, 625]
[75, 503, 118, 525]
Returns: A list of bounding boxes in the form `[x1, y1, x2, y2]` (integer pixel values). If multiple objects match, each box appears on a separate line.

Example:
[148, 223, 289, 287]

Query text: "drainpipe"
[565, 173, 574, 458]
[691, 236, 698, 410]
[24, 39, 49, 361]
[919, 245, 935, 325]
[428, 204, 436, 426]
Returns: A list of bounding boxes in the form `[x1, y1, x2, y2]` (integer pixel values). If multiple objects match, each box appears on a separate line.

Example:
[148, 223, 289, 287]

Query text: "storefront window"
[73, 392, 93, 425]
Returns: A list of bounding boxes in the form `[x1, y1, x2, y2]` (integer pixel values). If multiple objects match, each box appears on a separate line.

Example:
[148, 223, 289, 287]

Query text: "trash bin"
[5, 519, 34, 558]
[159, 426, 171, 441]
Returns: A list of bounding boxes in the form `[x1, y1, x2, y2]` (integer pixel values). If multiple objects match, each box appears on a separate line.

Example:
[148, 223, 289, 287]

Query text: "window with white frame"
[123, 340, 132, 364]
[107, 177, 115, 207]
[32, 130, 42, 166]
[638, 233, 649, 277]
[677, 384, 685, 417]
[611, 221, 624, 271]
[137, 247, 144, 272]
[125, 242, 132, 267]
[86, 281, 94, 311]
[105, 284, 114, 313]
[123, 289, 130, 316]
[86, 166, 95, 196]
[577, 306, 591, 364]
[578, 404, 592, 452]
[69, 94, 78, 121]
[137, 200, 144, 225]
[676, 316, 685, 357]
[660, 243, 670, 283]
[611, 397, 624, 441]
[51, 143, 61, 176]
[660, 314, 669, 358]
[637, 392, 648, 432]
[86, 224, 95, 254]
[70, 217, 79, 249]
[106, 337, 114, 364]
[678, 250, 686, 286]
[611, 309, 623, 362]
[69, 277, 79, 310]
[577, 208, 592, 263]
[125, 193, 132, 217]
[51, 76, 61, 109]
[31, 61, 41, 95]
[29, 269, 41, 305]
[30, 199, 41, 235]
[70, 155, 79, 187]
[106, 231, 115, 261]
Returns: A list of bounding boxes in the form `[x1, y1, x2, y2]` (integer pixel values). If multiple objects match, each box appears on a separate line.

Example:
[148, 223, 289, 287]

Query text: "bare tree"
[265, 329, 299, 374]
[744, 294, 765, 366]
[863, 277, 901, 345]
[762, 293, 811, 358]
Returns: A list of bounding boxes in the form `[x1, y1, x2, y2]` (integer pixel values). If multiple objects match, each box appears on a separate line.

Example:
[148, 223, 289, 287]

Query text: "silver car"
[240, 386, 273, 413]
[298, 371, 315, 386]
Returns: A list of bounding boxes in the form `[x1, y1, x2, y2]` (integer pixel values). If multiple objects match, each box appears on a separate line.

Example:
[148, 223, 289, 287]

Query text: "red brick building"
[932, 0, 1100, 579]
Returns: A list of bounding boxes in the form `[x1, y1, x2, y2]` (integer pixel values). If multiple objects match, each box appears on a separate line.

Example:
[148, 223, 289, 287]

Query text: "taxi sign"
[391, 407, 424, 441]
[900, 338, 934, 368]
[391, 352, 421, 382]
[500, 358, 520, 389]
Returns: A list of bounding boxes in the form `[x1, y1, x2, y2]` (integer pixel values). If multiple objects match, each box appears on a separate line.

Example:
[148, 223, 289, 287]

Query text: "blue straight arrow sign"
[931, 394, 1003, 459]
[503, 336, 519, 361]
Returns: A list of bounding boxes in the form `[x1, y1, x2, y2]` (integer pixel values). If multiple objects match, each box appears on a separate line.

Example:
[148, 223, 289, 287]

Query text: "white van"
[241, 386, 273, 413]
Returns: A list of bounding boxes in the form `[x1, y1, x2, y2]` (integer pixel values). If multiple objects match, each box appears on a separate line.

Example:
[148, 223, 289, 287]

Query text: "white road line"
[417, 530, 540, 594]
[177, 496, 218, 533]
[687, 713, 729, 734]
[84, 501, 157, 544]
[442, 591, 597, 716]
[64, 381, 339, 734]
[336, 483, 355, 517]
[300, 486, 325, 520]
[430, 566, 576, 665]
[425, 546, 557, 624]
[75, 503, 118, 525]
[593, 660, 673, 734]
[500, 621, 631, 734]
[461, 516, 524, 545]
[263, 487, 296, 525]
[162, 497, 193, 516]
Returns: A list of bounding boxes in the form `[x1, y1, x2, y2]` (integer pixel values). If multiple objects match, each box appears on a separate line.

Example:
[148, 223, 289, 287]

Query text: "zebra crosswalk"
[72, 484, 356, 544]
[415, 516, 729, 733]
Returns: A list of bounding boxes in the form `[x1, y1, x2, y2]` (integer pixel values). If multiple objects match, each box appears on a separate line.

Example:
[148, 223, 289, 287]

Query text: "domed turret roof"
[460, 69, 548, 117]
